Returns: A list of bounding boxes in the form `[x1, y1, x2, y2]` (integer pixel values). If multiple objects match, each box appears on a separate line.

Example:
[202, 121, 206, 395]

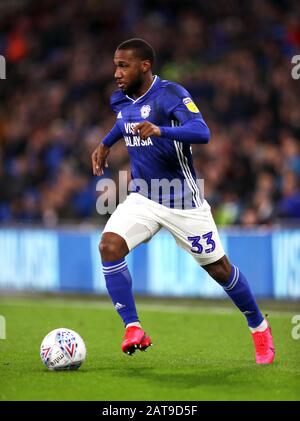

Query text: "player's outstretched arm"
[91, 143, 110, 176]
[134, 119, 210, 144]
[92, 123, 123, 175]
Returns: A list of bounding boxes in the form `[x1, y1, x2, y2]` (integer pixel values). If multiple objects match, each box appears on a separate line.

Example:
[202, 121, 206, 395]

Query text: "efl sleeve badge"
[183, 97, 199, 113]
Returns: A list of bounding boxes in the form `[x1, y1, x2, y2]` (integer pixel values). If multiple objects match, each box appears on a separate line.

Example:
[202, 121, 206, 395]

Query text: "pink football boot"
[121, 326, 152, 355]
[251, 323, 275, 364]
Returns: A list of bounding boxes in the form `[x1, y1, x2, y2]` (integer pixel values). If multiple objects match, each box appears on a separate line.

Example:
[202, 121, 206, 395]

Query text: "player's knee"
[99, 240, 118, 261]
[209, 267, 229, 283]
[99, 234, 128, 262]
[203, 256, 232, 283]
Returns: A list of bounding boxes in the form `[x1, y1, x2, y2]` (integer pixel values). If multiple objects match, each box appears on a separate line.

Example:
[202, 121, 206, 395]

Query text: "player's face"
[114, 49, 147, 96]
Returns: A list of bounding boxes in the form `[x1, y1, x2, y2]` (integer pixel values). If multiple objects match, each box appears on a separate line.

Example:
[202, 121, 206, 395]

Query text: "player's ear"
[141, 60, 151, 73]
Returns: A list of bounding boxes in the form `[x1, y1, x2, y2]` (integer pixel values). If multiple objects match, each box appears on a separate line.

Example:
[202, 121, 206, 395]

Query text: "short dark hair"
[116, 38, 155, 65]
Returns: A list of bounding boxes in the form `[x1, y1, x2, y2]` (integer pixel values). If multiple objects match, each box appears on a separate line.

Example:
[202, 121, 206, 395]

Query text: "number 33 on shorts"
[187, 232, 216, 254]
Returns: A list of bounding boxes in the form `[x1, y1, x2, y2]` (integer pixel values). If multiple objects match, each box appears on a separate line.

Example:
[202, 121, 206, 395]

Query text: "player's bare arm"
[133, 121, 161, 140]
[91, 143, 110, 176]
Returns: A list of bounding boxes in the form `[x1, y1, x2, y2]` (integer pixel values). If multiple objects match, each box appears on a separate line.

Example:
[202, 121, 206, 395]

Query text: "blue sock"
[102, 258, 139, 326]
[219, 265, 264, 328]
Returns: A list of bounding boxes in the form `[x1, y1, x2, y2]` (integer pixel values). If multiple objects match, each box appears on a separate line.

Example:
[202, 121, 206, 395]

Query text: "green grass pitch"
[0, 296, 299, 401]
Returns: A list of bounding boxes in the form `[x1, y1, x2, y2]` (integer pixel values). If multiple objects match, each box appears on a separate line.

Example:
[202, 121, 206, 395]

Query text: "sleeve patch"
[183, 97, 199, 113]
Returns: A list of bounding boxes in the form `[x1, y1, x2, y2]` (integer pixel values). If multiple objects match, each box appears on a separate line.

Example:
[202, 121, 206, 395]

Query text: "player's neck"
[132, 73, 154, 99]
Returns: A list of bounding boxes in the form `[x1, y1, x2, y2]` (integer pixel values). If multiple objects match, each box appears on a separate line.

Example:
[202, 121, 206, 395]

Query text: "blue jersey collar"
[126, 75, 160, 104]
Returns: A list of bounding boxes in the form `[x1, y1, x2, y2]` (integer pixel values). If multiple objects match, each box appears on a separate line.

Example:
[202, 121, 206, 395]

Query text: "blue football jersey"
[110, 76, 208, 209]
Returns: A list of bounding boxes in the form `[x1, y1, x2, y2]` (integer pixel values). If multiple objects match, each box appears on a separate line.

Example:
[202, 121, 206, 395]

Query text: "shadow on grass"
[116, 365, 257, 389]
[76, 359, 265, 389]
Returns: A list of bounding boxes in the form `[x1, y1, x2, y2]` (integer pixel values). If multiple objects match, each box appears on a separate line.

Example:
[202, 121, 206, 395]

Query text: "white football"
[40, 328, 86, 371]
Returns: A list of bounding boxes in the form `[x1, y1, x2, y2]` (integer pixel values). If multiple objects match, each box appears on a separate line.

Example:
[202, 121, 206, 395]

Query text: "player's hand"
[133, 121, 161, 140]
[91, 143, 110, 176]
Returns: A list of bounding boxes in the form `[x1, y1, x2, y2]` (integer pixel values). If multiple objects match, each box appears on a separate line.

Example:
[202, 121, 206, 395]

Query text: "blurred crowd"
[0, 0, 300, 226]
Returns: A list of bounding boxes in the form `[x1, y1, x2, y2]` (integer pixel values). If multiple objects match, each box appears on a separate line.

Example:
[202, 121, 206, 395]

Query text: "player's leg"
[100, 231, 152, 354]
[100, 231, 137, 326]
[202, 255, 275, 364]
[99, 193, 161, 354]
[161, 200, 275, 364]
[202, 255, 264, 328]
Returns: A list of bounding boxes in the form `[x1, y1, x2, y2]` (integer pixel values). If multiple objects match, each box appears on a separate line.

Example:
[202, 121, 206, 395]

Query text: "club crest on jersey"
[183, 97, 199, 113]
[140, 105, 151, 119]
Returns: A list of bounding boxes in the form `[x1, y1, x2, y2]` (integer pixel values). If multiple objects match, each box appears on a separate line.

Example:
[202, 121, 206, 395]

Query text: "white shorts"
[103, 193, 225, 266]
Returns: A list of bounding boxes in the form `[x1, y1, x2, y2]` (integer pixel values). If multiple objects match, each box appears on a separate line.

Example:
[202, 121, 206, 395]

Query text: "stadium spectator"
[0, 0, 299, 226]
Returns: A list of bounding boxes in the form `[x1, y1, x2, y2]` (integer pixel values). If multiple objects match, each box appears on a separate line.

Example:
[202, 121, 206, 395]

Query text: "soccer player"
[91, 38, 275, 364]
